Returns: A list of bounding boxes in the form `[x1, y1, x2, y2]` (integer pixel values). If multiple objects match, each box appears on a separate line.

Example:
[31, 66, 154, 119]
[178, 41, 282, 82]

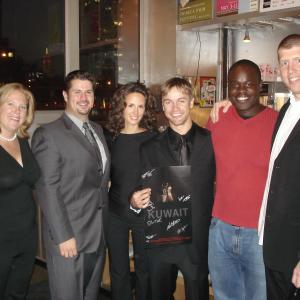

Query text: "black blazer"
[263, 100, 300, 275]
[139, 124, 215, 266]
[0, 138, 40, 240]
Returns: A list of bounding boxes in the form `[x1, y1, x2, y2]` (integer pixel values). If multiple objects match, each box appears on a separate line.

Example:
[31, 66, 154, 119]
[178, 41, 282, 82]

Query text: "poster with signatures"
[141, 166, 192, 247]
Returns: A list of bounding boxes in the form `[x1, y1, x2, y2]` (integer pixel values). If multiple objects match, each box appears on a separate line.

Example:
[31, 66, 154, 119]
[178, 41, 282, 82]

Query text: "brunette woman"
[105, 83, 157, 300]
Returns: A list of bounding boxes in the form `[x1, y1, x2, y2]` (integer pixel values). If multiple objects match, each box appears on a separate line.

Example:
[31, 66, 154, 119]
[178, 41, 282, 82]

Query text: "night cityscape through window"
[0, 0, 65, 110]
[0, 0, 139, 118]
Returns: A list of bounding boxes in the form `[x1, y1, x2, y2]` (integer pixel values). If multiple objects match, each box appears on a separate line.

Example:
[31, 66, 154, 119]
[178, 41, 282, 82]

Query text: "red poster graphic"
[216, 0, 238, 16]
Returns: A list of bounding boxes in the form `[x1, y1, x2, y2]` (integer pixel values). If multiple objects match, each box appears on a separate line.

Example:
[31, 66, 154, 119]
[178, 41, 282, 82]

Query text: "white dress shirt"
[258, 94, 300, 245]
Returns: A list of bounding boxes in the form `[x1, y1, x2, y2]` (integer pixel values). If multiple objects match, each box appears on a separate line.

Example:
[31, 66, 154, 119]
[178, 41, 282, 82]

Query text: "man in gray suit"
[32, 70, 110, 300]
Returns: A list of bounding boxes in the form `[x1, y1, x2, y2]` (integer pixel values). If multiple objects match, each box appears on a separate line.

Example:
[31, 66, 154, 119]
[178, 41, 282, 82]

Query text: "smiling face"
[162, 86, 193, 134]
[228, 64, 263, 118]
[0, 90, 28, 137]
[123, 92, 146, 129]
[63, 79, 94, 121]
[278, 46, 300, 99]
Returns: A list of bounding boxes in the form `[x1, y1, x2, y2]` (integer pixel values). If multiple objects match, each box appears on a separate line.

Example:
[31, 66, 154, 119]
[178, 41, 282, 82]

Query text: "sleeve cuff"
[130, 205, 141, 214]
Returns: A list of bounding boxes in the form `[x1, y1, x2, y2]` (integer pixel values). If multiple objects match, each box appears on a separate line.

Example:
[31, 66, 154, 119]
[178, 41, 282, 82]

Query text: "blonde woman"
[0, 83, 40, 300]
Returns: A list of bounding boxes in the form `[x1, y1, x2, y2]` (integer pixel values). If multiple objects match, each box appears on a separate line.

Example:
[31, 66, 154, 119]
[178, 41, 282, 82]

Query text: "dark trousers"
[46, 244, 105, 300]
[107, 212, 150, 300]
[147, 244, 209, 300]
[265, 265, 300, 300]
[0, 229, 36, 300]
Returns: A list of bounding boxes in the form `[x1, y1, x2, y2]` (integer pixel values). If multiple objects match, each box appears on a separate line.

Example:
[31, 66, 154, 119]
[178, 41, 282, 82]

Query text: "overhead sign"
[216, 0, 258, 17]
[178, 0, 212, 25]
[260, 0, 300, 12]
[216, 0, 238, 16]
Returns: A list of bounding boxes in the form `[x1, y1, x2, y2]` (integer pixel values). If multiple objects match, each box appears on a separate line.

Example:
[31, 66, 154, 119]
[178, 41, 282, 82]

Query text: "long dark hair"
[106, 83, 157, 139]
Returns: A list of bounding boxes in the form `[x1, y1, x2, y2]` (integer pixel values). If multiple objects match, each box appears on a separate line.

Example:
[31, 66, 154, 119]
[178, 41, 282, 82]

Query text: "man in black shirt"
[130, 77, 215, 300]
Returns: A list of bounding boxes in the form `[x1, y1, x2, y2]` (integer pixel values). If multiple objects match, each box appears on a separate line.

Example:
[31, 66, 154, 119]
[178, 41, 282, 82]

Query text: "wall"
[176, 30, 219, 77]
[140, 1, 220, 100]
[140, 0, 177, 87]
[232, 23, 300, 67]
[29, 110, 63, 142]
[140, 1, 300, 101]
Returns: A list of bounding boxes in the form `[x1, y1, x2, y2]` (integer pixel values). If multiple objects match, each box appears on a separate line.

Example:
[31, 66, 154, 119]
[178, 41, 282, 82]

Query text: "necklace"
[0, 133, 17, 142]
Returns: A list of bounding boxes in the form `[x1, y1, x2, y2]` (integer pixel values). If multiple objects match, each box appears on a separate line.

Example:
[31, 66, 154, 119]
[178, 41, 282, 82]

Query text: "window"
[79, 0, 139, 121]
[1, 0, 65, 109]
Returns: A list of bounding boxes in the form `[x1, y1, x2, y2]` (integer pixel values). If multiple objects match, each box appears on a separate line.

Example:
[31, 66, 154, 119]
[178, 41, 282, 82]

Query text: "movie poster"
[200, 76, 216, 107]
[141, 166, 192, 247]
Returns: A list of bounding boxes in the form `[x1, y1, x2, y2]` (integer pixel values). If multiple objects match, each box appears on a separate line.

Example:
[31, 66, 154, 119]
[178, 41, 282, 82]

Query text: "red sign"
[216, 0, 238, 16]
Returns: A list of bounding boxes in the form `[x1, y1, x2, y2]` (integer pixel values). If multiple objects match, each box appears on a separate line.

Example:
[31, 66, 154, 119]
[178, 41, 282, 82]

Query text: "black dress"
[0, 138, 40, 300]
[105, 130, 156, 300]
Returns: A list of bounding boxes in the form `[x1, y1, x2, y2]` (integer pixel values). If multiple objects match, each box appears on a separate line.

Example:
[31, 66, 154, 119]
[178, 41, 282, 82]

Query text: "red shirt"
[207, 106, 278, 228]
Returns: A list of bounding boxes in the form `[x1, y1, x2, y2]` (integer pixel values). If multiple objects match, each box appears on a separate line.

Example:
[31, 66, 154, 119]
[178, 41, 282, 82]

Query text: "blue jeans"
[208, 218, 266, 300]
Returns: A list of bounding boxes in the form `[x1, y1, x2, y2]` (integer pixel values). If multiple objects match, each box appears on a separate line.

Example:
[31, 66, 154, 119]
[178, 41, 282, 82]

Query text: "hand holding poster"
[141, 166, 193, 247]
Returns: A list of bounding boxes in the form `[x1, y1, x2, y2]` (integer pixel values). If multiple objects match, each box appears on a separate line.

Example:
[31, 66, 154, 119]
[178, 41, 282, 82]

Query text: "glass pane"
[1, 0, 65, 110]
[80, 0, 118, 45]
[80, 44, 117, 121]
[79, 0, 139, 123]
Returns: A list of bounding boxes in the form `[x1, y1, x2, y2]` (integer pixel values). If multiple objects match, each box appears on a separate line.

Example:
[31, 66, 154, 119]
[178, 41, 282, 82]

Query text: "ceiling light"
[243, 26, 251, 43]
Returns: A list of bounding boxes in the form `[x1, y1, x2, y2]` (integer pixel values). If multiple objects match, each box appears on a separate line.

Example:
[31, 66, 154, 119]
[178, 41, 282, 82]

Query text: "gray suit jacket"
[32, 113, 110, 255]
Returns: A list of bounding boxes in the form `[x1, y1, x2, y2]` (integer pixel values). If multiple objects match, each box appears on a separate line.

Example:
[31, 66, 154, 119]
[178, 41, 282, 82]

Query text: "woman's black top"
[0, 138, 40, 239]
[105, 130, 157, 223]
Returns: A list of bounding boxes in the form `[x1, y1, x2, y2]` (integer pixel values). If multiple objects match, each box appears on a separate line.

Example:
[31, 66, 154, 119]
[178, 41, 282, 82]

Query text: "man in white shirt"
[258, 34, 300, 300]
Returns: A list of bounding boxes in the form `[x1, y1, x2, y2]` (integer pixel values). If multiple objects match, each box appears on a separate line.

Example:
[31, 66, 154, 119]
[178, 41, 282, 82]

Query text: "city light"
[0, 51, 14, 58]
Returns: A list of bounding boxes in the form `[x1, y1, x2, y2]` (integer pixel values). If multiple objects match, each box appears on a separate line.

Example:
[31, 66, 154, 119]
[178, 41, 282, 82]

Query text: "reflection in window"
[80, 0, 118, 45]
[81, 44, 117, 122]
[80, 0, 139, 123]
[1, 0, 65, 110]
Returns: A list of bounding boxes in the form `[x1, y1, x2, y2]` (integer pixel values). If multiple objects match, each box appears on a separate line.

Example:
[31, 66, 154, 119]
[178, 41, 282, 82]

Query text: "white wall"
[233, 23, 300, 67]
[176, 30, 219, 77]
[28, 110, 63, 143]
[140, 0, 177, 86]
